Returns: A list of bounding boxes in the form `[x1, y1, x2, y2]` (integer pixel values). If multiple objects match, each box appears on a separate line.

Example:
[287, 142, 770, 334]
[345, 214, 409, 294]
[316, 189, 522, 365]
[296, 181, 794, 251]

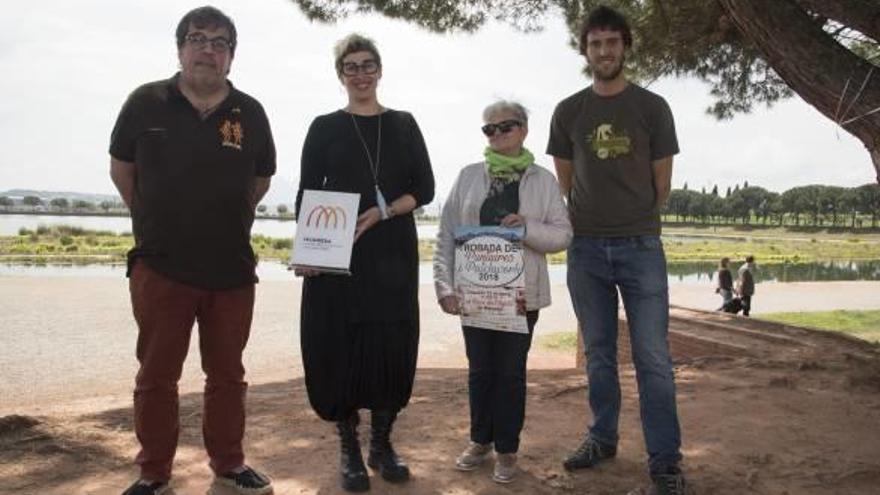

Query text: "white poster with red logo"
[291, 189, 360, 274]
[454, 226, 528, 333]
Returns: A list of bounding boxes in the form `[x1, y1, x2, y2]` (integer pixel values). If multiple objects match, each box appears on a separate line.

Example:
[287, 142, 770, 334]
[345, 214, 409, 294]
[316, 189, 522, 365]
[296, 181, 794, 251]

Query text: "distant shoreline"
[2, 210, 876, 233]
[0, 209, 296, 221]
[0, 210, 130, 218]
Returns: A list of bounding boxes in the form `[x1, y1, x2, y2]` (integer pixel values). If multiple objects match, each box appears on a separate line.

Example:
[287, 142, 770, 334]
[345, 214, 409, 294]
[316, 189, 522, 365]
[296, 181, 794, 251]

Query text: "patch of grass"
[418, 240, 433, 261]
[661, 224, 880, 242]
[3, 224, 880, 265]
[538, 331, 579, 351]
[547, 251, 567, 264]
[271, 238, 292, 250]
[0, 226, 131, 262]
[663, 238, 880, 262]
[759, 310, 880, 344]
[1, 227, 300, 263]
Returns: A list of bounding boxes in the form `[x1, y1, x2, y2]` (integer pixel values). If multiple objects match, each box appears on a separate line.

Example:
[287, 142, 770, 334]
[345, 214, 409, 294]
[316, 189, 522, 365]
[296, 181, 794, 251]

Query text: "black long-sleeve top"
[296, 109, 435, 322]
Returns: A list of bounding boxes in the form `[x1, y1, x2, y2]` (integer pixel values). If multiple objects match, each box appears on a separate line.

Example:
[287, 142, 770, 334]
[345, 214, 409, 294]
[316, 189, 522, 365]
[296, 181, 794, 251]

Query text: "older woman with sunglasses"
[296, 33, 434, 492]
[433, 100, 572, 483]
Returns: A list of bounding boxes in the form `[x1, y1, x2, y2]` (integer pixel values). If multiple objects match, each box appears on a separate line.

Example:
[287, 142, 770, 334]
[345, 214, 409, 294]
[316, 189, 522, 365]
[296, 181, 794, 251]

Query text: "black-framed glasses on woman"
[481, 120, 522, 137]
[184, 33, 233, 52]
[342, 60, 379, 76]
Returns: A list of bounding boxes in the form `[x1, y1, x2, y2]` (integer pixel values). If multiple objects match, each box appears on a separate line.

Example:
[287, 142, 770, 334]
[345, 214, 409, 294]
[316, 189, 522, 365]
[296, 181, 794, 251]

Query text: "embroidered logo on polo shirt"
[219, 118, 243, 150]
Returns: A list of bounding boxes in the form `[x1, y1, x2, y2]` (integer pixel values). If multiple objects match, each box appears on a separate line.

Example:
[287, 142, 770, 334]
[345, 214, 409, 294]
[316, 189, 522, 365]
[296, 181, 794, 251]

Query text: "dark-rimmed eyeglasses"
[481, 120, 522, 137]
[185, 33, 233, 52]
[341, 60, 379, 76]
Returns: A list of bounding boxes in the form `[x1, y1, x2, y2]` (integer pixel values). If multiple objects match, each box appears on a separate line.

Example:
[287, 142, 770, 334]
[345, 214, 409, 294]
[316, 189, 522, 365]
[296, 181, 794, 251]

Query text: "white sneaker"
[455, 441, 492, 471]
[492, 453, 517, 484]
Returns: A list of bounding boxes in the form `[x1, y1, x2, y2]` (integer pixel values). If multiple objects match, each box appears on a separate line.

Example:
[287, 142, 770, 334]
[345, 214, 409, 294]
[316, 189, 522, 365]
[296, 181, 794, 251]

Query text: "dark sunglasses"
[481, 119, 522, 137]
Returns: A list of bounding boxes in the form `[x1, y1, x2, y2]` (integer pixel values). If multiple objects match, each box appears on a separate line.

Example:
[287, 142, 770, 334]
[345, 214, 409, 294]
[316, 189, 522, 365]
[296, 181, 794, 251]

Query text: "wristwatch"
[385, 204, 396, 219]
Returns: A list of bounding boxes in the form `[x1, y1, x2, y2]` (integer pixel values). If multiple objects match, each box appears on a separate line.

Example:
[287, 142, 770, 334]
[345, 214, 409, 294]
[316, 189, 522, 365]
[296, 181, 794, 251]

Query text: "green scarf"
[484, 147, 534, 177]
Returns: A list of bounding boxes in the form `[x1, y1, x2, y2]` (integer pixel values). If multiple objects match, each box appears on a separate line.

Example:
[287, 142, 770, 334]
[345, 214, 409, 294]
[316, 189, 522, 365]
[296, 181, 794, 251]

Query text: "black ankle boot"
[336, 411, 369, 492]
[367, 409, 410, 483]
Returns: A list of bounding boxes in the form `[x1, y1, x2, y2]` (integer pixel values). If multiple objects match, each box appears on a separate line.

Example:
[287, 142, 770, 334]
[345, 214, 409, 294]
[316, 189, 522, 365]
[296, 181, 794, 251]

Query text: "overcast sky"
[1, 0, 875, 207]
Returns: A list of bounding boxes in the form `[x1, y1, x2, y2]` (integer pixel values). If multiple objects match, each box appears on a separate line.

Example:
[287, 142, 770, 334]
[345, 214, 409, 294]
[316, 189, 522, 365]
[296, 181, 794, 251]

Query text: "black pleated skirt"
[298, 215, 421, 422]
[300, 280, 420, 421]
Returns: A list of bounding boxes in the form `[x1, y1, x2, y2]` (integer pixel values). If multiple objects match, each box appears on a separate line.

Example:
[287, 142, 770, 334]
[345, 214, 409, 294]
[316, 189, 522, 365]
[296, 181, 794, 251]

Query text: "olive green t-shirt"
[546, 84, 678, 236]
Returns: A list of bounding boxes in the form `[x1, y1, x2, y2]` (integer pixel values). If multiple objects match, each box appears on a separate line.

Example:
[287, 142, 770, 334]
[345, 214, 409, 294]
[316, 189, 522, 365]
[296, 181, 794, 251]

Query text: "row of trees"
[664, 183, 880, 227]
[2, 196, 296, 216]
[0, 196, 125, 212]
[6, 183, 877, 227]
[256, 204, 293, 216]
[4, 197, 302, 218]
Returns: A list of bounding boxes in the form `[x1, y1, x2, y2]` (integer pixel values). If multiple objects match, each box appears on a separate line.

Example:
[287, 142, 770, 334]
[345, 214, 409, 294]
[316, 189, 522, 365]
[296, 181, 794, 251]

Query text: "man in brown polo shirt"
[109, 6, 274, 495]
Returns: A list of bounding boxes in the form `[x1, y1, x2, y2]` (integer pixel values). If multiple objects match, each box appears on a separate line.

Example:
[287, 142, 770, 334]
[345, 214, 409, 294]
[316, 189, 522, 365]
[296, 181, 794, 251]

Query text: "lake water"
[667, 260, 880, 283]
[2, 214, 878, 283]
[0, 213, 438, 239]
[1, 213, 748, 243]
[3, 260, 879, 284]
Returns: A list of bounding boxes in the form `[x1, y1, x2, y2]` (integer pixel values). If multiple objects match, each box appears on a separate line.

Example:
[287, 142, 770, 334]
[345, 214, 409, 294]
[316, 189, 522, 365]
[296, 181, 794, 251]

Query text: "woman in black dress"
[294, 33, 434, 492]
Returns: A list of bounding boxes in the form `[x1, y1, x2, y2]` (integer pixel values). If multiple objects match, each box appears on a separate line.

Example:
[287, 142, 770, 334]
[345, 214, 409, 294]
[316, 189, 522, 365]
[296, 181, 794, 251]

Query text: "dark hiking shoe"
[647, 469, 687, 495]
[562, 436, 616, 471]
[214, 466, 273, 494]
[122, 480, 170, 495]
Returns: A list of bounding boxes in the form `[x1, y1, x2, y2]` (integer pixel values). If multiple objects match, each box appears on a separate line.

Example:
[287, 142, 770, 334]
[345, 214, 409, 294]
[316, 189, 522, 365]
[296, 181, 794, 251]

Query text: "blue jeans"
[567, 235, 682, 474]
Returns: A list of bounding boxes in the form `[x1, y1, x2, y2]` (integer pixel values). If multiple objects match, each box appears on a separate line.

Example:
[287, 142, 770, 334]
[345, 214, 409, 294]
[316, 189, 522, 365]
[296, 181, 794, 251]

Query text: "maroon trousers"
[129, 261, 255, 482]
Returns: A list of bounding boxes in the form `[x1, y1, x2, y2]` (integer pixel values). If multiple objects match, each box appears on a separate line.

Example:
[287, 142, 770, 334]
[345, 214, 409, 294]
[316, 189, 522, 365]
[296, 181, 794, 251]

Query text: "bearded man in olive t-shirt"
[546, 6, 686, 495]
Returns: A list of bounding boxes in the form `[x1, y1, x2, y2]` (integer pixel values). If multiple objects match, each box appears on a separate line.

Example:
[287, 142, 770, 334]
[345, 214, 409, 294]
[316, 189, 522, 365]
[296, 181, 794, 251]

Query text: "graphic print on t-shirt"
[587, 123, 631, 160]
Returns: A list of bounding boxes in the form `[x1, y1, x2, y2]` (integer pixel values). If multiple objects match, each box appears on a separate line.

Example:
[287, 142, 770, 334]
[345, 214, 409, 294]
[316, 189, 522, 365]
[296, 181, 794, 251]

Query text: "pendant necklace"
[350, 110, 389, 218]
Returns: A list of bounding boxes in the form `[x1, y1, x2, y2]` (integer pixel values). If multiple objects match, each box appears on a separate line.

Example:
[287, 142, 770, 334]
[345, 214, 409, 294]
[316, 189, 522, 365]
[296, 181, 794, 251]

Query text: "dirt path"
[2, 277, 880, 494]
[3, 277, 879, 416]
[3, 311, 880, 494]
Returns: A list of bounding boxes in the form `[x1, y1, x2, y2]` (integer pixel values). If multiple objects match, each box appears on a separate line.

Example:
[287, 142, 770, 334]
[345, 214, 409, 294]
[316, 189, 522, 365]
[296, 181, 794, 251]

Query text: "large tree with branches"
[291, 0, 880, 181]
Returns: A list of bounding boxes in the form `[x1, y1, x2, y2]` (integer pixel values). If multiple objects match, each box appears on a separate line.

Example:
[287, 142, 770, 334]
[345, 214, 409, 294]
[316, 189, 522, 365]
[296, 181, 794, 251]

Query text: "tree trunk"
[719, 0, 880, 184]
[792, 0, 880, 42]
[873, 148, 880, 184]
